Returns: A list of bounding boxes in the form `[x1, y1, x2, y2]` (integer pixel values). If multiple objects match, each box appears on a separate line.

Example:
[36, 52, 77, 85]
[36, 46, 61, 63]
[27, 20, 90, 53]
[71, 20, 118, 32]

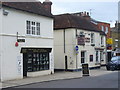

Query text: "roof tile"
[2, 1, 53, 18]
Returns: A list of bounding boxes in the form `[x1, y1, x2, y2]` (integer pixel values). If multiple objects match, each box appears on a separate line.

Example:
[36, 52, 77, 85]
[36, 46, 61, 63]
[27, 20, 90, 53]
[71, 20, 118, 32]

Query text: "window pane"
[96, 51, 98, 62]
[90, 55, 93, 62]
[26, 21, 40, 35]
[81, 51, 85, 63]
[91, 33, 94, 43]
[26, 21, 31, 34]
[36, 22, 40, 35]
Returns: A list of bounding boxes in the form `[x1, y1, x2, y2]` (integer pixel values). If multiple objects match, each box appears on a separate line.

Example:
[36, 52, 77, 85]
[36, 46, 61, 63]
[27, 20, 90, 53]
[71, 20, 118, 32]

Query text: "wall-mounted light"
[3, 9, 9, 16]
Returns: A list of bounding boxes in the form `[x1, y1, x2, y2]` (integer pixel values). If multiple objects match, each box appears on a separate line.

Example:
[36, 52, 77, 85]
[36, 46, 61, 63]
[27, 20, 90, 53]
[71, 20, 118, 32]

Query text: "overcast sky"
[40, 0, 119, 27]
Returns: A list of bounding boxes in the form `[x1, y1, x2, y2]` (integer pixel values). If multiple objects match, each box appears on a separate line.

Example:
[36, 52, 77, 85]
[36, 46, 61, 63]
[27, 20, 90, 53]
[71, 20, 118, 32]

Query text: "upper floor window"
[101, 26, 104, 31]
[105, 27, 108, 34]
[81, 51, 86, 63]
[101, 36, 104, 45]
[96, 51, 99, 62]
[91, 33, 95, 44]
[26, 20, 40, 35]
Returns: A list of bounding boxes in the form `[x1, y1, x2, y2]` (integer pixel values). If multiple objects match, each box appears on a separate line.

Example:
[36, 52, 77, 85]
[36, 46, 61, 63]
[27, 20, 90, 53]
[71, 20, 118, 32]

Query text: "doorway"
[23, 53, 27, 77]
[65, 56, 68, 71]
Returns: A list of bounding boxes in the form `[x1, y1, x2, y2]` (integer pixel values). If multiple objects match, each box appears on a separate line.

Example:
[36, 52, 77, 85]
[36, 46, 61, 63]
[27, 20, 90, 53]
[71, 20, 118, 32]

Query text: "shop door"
[65, 56, 68, 71]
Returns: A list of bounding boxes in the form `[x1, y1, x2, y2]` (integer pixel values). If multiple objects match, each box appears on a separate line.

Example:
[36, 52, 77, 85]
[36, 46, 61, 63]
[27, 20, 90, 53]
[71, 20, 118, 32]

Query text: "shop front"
[21, 48, 52, 77]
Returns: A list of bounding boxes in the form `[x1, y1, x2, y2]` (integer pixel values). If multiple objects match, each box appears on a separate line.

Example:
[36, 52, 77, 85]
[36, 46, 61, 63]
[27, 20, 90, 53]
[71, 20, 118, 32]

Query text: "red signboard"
[77, 36, 85, 45]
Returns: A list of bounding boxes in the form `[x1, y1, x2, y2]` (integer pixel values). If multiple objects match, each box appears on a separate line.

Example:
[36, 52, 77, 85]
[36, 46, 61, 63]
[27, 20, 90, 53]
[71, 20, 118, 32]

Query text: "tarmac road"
[13, 71, 119, 88]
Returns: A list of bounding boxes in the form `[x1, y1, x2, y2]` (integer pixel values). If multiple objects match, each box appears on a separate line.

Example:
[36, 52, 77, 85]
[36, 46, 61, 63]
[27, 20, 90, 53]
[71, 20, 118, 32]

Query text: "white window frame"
[91, 33, 95, 44]
[96, 51, 99, 62]
[101, 36, 104, 46]
[101, 26, 104, 32]
[105, 27, 108, 34]
[26, 20, 40, 36]
[100, 51, 104, 61]
[81, 51, 86, 63]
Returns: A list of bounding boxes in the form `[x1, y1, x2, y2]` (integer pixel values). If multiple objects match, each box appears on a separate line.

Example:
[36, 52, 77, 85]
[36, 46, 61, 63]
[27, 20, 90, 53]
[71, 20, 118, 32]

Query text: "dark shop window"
[27, 53, 49, 72]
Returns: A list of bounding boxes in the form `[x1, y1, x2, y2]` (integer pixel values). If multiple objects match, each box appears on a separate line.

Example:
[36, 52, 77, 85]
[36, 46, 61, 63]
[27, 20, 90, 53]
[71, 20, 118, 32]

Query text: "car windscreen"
[111, 56, 120, 61]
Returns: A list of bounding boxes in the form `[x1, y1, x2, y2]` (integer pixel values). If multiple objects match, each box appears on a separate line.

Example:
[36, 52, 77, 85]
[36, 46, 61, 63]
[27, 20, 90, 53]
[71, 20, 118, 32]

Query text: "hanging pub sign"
[77, 36, 85, 45]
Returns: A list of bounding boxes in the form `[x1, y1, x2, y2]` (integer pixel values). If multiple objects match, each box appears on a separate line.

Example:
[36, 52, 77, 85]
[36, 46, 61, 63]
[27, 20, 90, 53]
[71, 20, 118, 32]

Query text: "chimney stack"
[43, 0, 52, 13]
[82, 11, 90, 20]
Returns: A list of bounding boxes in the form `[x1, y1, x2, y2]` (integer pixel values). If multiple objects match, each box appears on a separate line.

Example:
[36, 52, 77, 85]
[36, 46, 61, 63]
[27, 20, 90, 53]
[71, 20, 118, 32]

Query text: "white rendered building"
[0, 1, 54, 81]
[54, 14, 107, 71]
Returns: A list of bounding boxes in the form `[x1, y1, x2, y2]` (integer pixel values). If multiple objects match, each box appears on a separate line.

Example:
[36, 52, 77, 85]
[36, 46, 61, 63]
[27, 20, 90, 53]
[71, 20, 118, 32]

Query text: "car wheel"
[106, 66, 110, 70]
[110, 66, 115, 71]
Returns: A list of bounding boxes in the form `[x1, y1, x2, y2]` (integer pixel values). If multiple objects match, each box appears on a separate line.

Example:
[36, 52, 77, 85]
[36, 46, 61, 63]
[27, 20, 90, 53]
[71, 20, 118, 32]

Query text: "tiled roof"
[54, 14, 106, 35]
[2, 2, 53, 18]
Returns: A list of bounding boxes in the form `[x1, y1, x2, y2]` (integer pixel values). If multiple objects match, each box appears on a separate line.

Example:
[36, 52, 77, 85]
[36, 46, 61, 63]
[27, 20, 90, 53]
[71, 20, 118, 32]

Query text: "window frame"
[96, 51, 99, 62]
[101, 26, 104, 32]
[81, 51, 86, 63]
[27, 53, 49, 72]
[101, 36, 104, 46]
[26, 20, 40, 36]
[91, 33, 95, 44]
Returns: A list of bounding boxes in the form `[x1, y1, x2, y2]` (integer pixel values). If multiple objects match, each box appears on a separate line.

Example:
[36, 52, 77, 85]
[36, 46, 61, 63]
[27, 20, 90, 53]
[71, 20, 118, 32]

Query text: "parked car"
[106, 56, 120, 71]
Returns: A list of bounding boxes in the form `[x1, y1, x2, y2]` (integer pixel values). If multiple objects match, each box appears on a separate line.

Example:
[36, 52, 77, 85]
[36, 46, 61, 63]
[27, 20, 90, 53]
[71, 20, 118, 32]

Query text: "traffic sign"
[75, 46, 79, 51]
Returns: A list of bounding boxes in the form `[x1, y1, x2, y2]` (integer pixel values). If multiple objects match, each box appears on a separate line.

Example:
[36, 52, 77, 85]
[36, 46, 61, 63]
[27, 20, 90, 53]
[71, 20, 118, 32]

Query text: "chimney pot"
[87, 12, 89, 16]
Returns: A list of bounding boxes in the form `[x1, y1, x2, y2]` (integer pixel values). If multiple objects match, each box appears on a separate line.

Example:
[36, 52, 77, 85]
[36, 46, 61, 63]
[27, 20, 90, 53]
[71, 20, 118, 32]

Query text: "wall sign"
[17, 56, 22, 74]
[21, 48, 52, 53]
[17, 39, 25, 42]
[75, 46, 79, 54]
[77, 36, 85, 45]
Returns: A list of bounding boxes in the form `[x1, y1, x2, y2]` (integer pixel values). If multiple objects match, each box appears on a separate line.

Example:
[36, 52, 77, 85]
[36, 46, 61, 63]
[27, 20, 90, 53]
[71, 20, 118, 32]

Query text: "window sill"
[26, 34, 41, 37]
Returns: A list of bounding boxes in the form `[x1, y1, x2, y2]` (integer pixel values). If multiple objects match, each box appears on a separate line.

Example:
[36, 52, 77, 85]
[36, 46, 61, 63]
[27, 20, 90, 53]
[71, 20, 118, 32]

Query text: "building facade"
[54, 14, 106, 71]
[0, 1, 54, 81]
[111, 22, 120, 51]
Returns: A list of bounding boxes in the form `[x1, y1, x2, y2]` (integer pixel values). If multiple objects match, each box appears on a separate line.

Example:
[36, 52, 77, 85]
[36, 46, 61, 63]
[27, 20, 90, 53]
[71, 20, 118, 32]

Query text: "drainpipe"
[64, 29, 65, 53]
[76, 29, 78, 70]
[76, 53, 78, 70]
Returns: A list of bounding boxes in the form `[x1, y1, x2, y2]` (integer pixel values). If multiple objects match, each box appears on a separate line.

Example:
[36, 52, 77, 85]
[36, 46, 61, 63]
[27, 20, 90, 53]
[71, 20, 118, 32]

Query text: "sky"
[40, 0, 119, 27]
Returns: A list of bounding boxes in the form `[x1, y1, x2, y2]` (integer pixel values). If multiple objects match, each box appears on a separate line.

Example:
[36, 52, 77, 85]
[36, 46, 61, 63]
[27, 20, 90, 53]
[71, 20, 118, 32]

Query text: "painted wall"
[54, 28, 106, 70]
[0, 7, 54, 81]
[54, 30, 65, 69]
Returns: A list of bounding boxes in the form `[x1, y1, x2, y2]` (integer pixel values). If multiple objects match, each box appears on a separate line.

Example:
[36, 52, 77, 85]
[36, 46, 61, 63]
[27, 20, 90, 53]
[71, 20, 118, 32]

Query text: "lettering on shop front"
[21, 48, 52, 53]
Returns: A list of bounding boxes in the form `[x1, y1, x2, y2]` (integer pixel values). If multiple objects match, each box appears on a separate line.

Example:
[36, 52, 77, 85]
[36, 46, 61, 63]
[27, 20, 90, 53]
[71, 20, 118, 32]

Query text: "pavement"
[0, 66, 117, 88]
